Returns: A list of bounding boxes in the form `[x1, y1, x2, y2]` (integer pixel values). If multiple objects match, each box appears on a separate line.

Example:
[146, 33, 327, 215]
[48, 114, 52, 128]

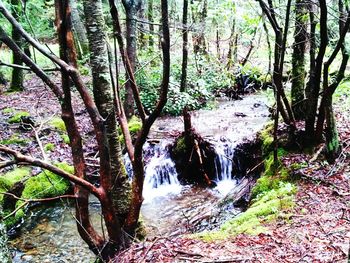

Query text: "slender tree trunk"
[9, 0, 24, 92]
[291, 0, 307, 120]
[180, 0, 188, 92]
[263, 20, 272, 74]
[70, 0, 89, 59]
[83, 0, 130, 248]
[138, 0, 147, 49]
[305, 0, 328, 140]
[191, 0, 207, 56]
[122, 0, 142, 118]
[148, 0, 154, 50]
[226, 13, 236, 70]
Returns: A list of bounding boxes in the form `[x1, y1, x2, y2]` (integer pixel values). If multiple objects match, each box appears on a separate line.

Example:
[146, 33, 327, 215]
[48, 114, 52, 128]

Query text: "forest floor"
[1, 75, 350, 262]
[115, 97, 350, 261]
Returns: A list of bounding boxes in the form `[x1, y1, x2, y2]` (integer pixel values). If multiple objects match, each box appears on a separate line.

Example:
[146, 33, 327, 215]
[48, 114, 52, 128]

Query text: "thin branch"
[0, 60, 58, 71]
[0, 145, 101, 197]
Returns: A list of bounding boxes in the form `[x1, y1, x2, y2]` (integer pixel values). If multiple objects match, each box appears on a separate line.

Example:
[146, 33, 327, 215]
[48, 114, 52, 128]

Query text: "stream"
[9, 94, 270, 262]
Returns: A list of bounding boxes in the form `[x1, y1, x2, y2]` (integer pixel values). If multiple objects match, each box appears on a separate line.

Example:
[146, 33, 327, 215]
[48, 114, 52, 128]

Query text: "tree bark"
[191, 0, 207, 56]
[226, 12, 236, 70]
[148, 0, 154, 50]
[291, 0, 307, 120]
[9, 0, 24, 92]
[180, 0, 188, 92]
[122, 0, 142, 119]
[305, 0, 328, 140]
[70, 0, 89, 59]
[83, 0, 130, 250]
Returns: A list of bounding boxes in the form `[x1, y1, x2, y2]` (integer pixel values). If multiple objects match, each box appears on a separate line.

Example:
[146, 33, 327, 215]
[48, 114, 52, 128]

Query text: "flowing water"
[9, 94, 270, 262]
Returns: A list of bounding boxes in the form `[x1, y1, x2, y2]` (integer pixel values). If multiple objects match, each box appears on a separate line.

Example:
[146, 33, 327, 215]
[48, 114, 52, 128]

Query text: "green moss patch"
[195, 143, 297, 241]
[259, 122, 274, 155]
[118, 116, 142, 142]
[49, 117, 66, 132]
[0, 168, 31, 203]
[0, 134, 29, 146]
[4, 163, 73, 228]
[60, 134, 70, 144]
[8, 111, 30, 124]
[44, 143, 55, 152]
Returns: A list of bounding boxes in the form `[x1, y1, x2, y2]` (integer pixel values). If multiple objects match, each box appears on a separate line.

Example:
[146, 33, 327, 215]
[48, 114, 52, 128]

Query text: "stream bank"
[8, 93, 271, 262]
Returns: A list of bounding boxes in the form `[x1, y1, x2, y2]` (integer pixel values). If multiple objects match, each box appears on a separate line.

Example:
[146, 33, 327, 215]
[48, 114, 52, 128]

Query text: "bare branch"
[0, 145, 101, 197]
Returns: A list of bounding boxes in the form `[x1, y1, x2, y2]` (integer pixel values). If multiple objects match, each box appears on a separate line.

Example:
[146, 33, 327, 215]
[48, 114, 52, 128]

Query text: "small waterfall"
[213, 137, 238, 196]
[124, 141, 182, 202]
[125, 137, 241, 201]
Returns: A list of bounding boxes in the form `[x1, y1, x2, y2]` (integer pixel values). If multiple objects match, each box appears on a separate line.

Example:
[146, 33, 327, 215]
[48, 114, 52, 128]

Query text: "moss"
[44, 143, 55, 152]
[49, 117, 66, 132]
[0, 168, 31, 203]
[2, 108, 15, 114]
[4, 163, 73, 228]
[118, 116, 142, 142]
[8, 111, 30, 124]
[173, 136, 186, 155]
[60, 134, 70, 144]
[196, 182, 296, 241]
[259, 122, 274, 155]
[0, 134, 29, 146]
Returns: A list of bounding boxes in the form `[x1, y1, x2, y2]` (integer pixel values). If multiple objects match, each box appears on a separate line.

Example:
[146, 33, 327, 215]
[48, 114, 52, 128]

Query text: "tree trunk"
[305, 0, 328, 141]
[9, 0, 24, 92]
[291, 0, 307, 120]
[83, 0, 130, 245]
[138, 0, 147, 49]
[180, 0, 188, 92]
[226, 13, 236, 70]
[325, 96, 340, 163]
[191, 0, 207, 56]
[122, 0, 142, 119]
[148, 0, 154, 50]
[70, 0, 89, 59]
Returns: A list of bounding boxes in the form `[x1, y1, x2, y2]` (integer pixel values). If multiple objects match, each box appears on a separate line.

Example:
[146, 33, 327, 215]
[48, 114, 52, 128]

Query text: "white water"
[141, 136, 239, 201]
[142, 141, 182, 202]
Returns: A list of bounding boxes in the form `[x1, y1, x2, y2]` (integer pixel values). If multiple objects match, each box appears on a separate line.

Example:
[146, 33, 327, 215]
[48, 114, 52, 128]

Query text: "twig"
[173, 249, 204, 258]
[140, 237, 163, 263]
[0, 192, 76, 202]
[3, 201, 28, 220]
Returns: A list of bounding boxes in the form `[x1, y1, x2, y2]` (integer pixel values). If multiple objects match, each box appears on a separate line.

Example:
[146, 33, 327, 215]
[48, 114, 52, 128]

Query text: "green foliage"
[8, 111, 30, 123]
[49, 117, 66, 132]
[0, 134, 29, 146]
[44, 143, 55, 152]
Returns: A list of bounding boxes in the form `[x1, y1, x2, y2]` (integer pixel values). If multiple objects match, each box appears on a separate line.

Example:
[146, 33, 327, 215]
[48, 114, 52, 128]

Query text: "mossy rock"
[172, 136, 186, 156]
[4, 163, 73, 228]
[8, 111, 30, 124]
[258, 122, 274, 155]
[196, 182, 296, 241]
[0, 134, 29, 146]
[49, 117, 66, 132]
[0, 167, 31, 203]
